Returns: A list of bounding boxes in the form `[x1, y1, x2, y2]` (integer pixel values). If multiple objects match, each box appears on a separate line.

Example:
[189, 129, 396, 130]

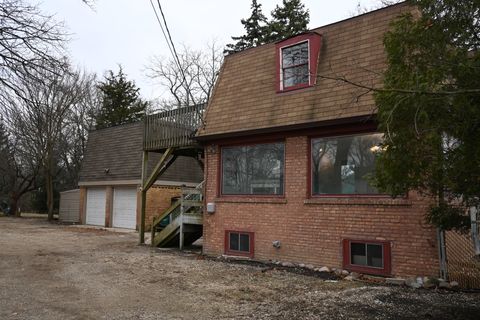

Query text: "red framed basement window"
[342, 239, 391, 276]
[276, 32, 322, 92]
[225, 230, 254, 258]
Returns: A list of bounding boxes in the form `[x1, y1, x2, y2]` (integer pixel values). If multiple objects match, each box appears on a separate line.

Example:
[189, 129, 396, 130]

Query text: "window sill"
[304, 197, 412, 207]
[215, 197, 287, 204]
[343, 264, 391, 277]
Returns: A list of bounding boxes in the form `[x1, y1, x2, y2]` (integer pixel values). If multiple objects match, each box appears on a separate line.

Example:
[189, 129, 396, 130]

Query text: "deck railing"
[143, 104, 205, 151]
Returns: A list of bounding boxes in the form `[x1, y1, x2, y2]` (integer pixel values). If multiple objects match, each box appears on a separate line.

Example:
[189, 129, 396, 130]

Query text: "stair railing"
[151, 180, 204, 247]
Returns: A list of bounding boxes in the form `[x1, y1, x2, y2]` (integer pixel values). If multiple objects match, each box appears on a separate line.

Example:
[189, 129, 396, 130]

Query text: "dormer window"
[276, 33, 322, 92]
[281, 41, 309, 88]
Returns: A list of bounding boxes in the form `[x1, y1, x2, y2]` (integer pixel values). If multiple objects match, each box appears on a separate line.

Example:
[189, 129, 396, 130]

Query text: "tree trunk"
[10, 194, 20, 217]
[46, 172, 54, 221]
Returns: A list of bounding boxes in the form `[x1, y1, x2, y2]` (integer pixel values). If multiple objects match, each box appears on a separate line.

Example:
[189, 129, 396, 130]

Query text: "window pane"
[311, 133, 382, 195]
[283, 64, 309, 88]
[222, 143, 284, 195]
[239, 234, 250, 252]
[367, 244, 383, 268]
[351, 242, 367, 266]
[229, 233, 239, 251]
[282, 42, 308, 67]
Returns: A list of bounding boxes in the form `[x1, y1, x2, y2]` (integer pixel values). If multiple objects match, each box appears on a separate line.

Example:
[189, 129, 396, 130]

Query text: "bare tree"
[0, 117, 39, 216]
[4, 64, 93, 220]
[58, 73, 99, 189]
[0, 0, 67, 104]
[146, 41, 223, 111]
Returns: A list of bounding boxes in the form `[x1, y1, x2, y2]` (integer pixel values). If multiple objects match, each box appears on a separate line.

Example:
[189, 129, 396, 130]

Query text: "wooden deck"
[143, 104, 205, 152]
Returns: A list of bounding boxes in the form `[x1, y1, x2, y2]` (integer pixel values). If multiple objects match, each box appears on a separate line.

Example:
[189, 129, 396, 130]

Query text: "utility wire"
[151, 0, 197, 107]
[149, 0, 176, 70]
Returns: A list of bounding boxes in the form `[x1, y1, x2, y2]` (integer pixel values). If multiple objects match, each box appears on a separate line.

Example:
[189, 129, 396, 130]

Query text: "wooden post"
[140, 151, 148, 244]
[179, 190, 185, 250]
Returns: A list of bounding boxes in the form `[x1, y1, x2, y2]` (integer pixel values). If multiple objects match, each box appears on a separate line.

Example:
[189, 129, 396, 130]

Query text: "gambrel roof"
[197, 3, 410, 140]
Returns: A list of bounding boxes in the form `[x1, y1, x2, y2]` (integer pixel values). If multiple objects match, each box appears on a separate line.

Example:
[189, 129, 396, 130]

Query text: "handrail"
[144, 104, 205, 151]
[151, 180, 204, 246]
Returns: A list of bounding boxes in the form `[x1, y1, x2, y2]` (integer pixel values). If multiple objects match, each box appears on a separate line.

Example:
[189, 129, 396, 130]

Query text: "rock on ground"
[0, 217, 479, 320]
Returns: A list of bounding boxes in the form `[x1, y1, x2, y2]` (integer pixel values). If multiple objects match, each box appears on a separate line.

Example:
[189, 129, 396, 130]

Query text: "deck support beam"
[139, 147, 177, 244]
[139, 151, 148, 244]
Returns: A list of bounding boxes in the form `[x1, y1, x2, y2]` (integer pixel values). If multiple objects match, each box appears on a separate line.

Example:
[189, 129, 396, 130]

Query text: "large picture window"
[311, 133, 382, 195]
[221, 142, 285, 195]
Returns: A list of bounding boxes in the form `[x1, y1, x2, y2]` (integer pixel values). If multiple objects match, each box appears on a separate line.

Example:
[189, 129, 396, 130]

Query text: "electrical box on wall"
[206, 202, 215, 214]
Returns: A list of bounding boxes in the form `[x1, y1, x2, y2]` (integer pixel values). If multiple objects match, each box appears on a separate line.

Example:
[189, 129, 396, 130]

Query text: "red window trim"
[276, 33, 322, 93]
[225, 230, 255, 258]
[307, 127, 390, 198]
[217, 140, 286, 198]
[342, 239, 392, 276]
[280, 40, 310, 89]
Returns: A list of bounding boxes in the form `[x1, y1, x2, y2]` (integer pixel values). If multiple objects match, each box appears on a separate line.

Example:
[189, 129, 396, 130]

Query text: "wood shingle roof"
[79, 121, 203, 184]
[197, 3, 410, 139]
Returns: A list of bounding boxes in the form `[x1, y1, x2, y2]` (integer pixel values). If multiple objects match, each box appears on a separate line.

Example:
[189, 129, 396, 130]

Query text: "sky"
[40, 0, 381, 101]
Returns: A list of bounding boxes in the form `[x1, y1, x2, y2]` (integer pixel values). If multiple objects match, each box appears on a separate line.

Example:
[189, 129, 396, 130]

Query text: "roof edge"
[196, 115, 376, 142]
[225, 1, 408, 58]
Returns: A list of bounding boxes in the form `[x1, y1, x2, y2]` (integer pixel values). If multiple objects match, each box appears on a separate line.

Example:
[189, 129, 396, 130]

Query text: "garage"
[112, 187, 138, 229]
[85, 188, 106, 226]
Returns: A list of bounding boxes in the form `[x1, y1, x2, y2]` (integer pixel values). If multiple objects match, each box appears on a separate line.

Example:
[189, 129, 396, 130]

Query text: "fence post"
[437, 228, 448, 280]
[471, 206, 480, 256]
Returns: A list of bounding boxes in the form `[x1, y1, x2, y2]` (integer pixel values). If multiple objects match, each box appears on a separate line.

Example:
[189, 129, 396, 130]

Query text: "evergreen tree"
[225, 0, 268, 53]
[265, 0, 310, 42]
[95, 66, 148, 129]
[373, 0, 480, 231]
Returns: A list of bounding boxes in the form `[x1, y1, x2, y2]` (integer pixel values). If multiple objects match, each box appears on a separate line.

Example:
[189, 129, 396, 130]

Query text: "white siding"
[59, 189, 80, 223]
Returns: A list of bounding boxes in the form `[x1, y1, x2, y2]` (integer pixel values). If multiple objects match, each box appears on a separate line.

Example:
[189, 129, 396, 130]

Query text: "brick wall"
[203, 136, 440, 277]
[142, 186, 182, 231]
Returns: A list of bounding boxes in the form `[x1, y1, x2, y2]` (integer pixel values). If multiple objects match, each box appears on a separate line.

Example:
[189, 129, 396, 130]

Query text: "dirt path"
[0, 217, 479, 319]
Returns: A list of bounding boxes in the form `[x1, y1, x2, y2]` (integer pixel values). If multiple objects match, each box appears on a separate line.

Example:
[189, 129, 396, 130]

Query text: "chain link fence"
[445, 230, 480, 289]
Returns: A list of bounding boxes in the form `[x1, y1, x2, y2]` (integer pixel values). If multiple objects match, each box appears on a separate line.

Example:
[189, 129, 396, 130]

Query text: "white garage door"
[112, 187, 138, 229]
[86, 188, 106, 226]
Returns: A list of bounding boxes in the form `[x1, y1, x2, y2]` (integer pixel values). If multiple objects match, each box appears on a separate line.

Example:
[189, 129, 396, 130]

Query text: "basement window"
[225, 231, 254, 257]
[343, 239, 391, 276]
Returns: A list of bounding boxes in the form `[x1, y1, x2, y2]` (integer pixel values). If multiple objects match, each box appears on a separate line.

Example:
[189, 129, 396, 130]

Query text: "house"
[194, 3, 441, 277]
[78, 121, 203, 230]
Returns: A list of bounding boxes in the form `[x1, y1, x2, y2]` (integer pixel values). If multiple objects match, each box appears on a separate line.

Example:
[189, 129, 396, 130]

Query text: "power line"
[149, 0, 176, 69]
[150, 0, 197, 107]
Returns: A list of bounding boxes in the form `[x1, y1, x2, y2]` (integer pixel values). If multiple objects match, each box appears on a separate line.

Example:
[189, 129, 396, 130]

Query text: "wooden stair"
[151, 182, 204, 248]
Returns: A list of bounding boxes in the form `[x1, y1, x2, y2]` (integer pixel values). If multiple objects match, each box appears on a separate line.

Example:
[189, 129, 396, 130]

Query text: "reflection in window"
[281, 41, 309, 88]
[227, 232, 252, 254]
[222, 143, 284, 195]
[311, 133, 382, 195]
[350, 242, 384, 268]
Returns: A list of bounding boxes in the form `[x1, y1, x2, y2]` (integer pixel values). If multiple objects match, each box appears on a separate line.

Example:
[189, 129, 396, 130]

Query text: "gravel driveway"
[0, 217, 479, 320]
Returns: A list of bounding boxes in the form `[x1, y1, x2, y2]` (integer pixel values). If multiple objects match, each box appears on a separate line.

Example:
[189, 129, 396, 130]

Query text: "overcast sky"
[40, 0, 381, 100]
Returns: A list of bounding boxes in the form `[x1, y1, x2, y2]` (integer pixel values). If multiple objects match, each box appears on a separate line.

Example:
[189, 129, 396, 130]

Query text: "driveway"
[0, 217, 479, 320]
